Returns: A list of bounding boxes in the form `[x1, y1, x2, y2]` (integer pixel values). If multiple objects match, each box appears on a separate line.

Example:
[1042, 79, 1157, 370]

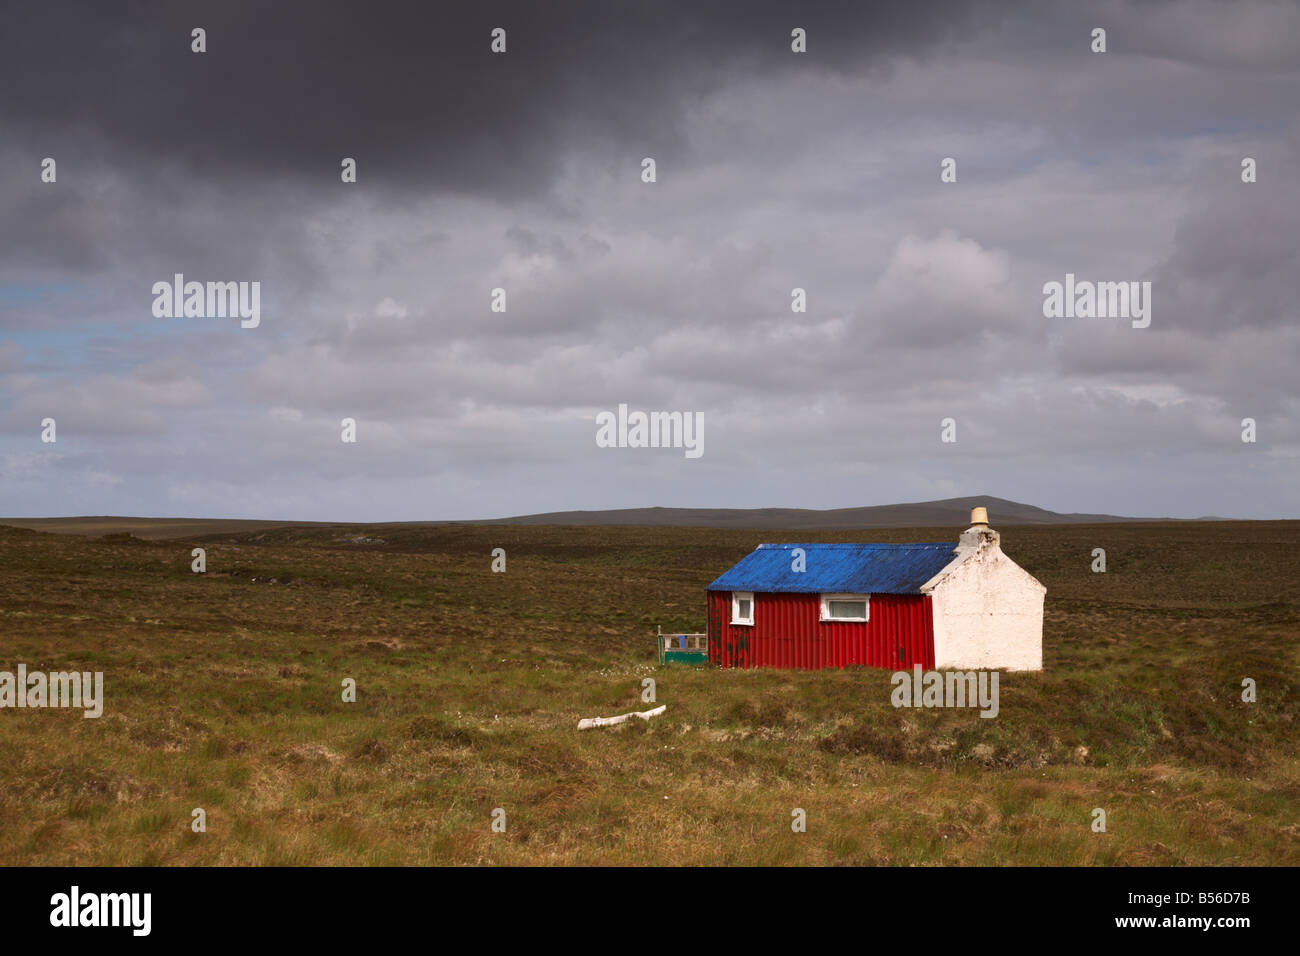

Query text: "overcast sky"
[1, 0, 1297, 521]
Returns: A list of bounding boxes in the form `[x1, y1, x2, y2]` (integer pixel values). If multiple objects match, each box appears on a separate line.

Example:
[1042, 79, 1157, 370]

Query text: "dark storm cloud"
[0, 0, 980, 198]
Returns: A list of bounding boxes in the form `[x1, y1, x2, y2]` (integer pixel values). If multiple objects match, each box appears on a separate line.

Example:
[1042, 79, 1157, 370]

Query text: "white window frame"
[731, 591, 755, 626]
[819, 593, 870, 622]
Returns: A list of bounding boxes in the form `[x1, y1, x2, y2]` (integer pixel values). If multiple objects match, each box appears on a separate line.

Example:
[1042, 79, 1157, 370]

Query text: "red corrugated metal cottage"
[707, 509, 1045, 671]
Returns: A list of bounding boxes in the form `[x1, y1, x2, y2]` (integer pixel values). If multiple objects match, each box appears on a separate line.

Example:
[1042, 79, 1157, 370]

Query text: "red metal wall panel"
[707, 590, 934, 670]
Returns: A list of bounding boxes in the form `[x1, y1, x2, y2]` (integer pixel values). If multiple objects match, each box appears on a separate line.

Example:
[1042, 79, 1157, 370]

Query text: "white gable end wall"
[927, 545, 1045, 671]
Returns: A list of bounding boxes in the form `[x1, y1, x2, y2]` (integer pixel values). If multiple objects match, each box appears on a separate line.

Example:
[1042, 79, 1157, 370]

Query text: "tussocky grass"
[0, 519, 1295, 865]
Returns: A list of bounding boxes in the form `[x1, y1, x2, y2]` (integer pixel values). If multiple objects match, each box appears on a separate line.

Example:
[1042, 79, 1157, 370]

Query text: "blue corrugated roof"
[707, 542, 957, 595]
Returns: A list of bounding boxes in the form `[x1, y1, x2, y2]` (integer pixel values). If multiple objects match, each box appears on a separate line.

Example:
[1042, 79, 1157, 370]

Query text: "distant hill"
[469, 496, 1152, 530]
[0, 516, 332, 540]
[0, 496, 1165, 539]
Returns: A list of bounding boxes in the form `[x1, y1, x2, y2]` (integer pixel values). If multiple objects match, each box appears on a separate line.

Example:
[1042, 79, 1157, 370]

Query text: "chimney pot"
[957, 506, 999, 552]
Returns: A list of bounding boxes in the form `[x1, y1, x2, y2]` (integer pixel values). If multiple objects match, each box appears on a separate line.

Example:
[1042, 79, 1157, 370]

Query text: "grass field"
[0, 519, 1296, 865]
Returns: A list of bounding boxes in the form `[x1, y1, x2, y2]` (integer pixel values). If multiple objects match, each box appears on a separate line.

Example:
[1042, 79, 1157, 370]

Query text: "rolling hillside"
[0, 495, 1169, 539]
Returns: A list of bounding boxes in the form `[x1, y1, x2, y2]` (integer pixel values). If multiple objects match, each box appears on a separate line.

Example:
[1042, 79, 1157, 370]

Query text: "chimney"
[958, 505, 1000, 551]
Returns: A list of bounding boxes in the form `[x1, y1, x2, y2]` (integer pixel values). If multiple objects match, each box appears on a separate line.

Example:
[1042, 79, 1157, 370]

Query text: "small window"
[820, 593, 869, 622]
[731, 591, 754, 626]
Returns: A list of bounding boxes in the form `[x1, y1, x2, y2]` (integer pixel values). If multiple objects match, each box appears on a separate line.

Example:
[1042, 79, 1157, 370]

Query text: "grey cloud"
[0, 0, 984, 198]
